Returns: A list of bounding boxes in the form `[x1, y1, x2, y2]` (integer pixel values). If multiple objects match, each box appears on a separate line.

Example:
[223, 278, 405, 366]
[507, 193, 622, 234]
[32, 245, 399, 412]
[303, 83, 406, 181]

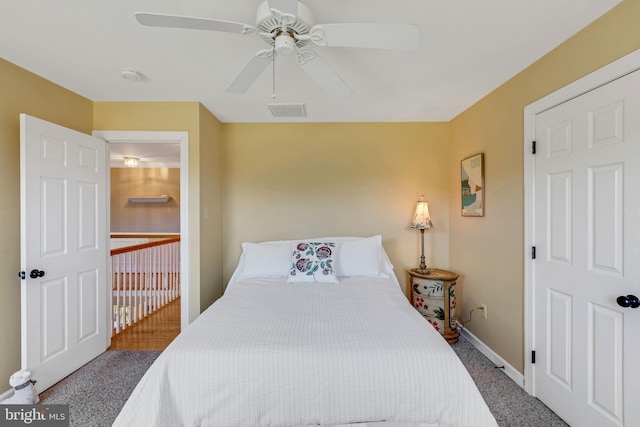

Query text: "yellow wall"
[110, 168, 181, 233]
[449, 0, 640, 373]
[198, 104, 225, 309]
[0, 58, 93, 390]
[222, 122, 450, 293]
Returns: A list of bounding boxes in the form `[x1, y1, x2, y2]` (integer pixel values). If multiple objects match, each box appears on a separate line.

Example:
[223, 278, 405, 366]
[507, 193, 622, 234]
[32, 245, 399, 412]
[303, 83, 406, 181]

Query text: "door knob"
[29, 269, 45, 279]
[616, 294, 640, 308]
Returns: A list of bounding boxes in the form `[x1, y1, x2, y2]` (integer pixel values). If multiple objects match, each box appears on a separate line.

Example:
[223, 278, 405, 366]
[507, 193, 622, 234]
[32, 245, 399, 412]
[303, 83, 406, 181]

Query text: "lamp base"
[418, 247, 428, 275]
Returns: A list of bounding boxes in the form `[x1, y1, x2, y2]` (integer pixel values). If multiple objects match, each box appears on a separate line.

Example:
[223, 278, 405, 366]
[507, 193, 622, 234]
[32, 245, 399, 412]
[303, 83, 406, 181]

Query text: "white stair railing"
[110, 236, 180, 335]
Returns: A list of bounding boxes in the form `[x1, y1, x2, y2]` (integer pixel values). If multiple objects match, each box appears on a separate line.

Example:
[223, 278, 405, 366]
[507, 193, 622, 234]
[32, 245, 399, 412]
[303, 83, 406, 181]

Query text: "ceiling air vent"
[268, 103, 307, 118]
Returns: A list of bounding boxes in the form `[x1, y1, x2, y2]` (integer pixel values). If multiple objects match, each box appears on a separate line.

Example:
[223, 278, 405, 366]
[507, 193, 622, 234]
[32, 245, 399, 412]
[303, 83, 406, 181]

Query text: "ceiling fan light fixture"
[255, 1, 313, 50]
[123, 156, 139, 167]
[275, 33, 296, 55]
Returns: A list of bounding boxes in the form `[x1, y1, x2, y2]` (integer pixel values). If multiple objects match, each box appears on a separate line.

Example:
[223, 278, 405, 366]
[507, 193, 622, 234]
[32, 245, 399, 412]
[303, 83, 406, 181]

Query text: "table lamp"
[410, 195, 433, 274]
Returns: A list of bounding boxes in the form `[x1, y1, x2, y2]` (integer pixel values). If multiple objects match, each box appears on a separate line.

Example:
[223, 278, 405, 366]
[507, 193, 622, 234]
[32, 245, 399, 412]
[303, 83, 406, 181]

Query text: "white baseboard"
[0, 388, 14, 402]
[458, 325, 524, 389]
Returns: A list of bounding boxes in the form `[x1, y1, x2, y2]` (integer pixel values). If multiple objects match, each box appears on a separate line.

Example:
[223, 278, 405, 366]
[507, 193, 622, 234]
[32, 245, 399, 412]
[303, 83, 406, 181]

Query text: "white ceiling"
[0, 0, 621, 123]
[109, 142, 180, 168]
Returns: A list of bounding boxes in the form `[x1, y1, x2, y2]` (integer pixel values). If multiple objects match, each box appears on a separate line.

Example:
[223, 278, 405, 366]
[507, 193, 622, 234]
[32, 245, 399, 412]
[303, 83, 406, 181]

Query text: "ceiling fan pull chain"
[272, 47, 277, 99]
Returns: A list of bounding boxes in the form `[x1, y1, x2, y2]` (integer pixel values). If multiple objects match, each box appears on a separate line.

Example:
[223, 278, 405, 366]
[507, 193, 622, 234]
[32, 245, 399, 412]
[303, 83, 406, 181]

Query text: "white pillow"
[240, 242, 292, 279]
[287, 242, 339, 284]
[336, 235, 384, 277]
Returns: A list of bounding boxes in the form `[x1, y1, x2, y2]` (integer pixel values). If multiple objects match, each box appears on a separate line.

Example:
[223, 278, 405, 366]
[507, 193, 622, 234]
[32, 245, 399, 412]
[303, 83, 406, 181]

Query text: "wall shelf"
[128, 195, 170, 203]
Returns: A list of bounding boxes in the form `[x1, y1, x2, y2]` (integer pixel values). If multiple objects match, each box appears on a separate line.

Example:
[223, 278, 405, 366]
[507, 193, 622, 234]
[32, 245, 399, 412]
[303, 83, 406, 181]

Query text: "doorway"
[92, 131, 190, 336]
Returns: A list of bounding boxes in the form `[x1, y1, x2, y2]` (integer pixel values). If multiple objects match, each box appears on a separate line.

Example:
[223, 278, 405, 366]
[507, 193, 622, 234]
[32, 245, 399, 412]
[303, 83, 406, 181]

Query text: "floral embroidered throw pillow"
[287, 242, 339, 283]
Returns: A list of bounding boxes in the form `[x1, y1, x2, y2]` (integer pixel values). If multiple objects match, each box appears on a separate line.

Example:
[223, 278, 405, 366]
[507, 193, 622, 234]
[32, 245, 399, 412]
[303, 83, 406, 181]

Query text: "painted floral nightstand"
[409, 268, 460, 344]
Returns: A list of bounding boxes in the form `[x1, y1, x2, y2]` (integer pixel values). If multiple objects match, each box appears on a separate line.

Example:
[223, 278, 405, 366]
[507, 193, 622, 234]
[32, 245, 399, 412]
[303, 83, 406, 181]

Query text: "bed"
[113, 236, 497, 427]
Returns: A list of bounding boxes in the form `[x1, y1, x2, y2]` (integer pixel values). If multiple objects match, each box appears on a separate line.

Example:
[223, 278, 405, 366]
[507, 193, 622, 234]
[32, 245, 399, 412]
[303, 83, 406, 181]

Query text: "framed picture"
[461, 153, 484, 217]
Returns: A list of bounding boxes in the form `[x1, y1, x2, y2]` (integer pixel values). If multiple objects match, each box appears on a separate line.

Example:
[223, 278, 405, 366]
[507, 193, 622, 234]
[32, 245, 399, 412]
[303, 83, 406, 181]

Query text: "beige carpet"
[40, 351, 161, 427]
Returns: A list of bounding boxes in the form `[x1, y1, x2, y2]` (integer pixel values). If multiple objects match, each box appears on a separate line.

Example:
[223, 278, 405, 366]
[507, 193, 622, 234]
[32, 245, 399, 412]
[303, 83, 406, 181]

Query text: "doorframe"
[92, 130, 191, 335]
[523, 48, 640, 395]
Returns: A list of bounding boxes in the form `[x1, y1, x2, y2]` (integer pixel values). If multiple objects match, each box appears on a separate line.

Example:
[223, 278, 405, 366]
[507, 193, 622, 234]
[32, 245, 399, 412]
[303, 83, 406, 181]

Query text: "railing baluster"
[149, 245, 153, 314]
[150, 246, 154, 313]
[141, 248, 145, 320]
[122, 252, 127, 331]
[176, 242, 179, 299]
[113, 255, 119, 335]
[117, 254, 123, 332]
[153, 245, 159, 313]
[172, 242, 178, 299]
[130, 250, 134, 328]
[161, 244, 167, 306]
[129, 250, 134, 329]
[169, 244, 173, 302]
[125, 252, 129, 330]
[133, 250, 138, 324]
[143, 247, 147, 318]
[157, 244, 162, 307]
[167, 243, 171, 300]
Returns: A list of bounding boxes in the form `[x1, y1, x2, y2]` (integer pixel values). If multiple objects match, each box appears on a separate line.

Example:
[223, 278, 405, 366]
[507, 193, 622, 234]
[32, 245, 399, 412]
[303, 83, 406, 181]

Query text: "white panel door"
[20, 114, 107, 392]
[534, 70, 640, 426]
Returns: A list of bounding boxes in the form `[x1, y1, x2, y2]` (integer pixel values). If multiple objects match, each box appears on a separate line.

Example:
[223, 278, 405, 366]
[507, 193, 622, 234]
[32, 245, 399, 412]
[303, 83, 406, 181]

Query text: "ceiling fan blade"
[297, 51, 352, 99]
[309, 23, 419, 50]
[135, 12, 253, 34]
[266, 0, 298, 17]
[226, 51, 273, 93]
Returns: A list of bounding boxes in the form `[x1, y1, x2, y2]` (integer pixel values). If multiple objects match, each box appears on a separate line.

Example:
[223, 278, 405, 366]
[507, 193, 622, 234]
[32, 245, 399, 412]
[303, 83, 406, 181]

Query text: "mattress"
[113, 275, 497, 426]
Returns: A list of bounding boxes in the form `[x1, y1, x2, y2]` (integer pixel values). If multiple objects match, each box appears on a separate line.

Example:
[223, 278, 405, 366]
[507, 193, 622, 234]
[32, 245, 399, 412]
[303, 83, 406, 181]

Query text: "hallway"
[109, 298, 181, 351]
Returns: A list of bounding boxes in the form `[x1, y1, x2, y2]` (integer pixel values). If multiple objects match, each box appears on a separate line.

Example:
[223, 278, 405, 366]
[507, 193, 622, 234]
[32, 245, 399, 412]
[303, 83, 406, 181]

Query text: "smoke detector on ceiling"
[120, 69, 144, 81]
[268, 103, 307, 118]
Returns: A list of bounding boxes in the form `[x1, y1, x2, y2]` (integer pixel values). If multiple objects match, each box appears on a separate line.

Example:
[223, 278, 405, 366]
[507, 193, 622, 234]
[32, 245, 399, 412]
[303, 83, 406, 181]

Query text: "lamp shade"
[410, 196, 433, 229]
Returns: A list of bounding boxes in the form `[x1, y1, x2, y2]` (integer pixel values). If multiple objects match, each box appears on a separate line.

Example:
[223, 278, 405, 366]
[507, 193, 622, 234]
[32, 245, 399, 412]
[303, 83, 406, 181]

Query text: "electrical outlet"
[481, 304, 488, 319]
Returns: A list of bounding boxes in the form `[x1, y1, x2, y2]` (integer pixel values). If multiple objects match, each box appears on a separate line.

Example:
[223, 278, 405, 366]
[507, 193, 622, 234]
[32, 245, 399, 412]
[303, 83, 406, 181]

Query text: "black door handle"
[616, 294, 640, 308]
[29, 269, 45, 279]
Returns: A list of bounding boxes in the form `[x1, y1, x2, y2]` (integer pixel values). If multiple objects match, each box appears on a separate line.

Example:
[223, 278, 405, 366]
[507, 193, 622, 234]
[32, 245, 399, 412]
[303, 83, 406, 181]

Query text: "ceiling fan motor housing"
[256, 0, 313, 48]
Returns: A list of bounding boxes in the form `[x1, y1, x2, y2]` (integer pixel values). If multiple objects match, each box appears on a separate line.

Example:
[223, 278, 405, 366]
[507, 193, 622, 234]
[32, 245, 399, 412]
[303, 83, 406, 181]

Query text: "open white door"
[20, 114, 107, 392]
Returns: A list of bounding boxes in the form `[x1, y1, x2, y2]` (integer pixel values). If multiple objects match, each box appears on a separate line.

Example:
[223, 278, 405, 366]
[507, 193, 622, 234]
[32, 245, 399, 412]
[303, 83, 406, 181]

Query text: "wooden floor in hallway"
[109, 298, 181, 351]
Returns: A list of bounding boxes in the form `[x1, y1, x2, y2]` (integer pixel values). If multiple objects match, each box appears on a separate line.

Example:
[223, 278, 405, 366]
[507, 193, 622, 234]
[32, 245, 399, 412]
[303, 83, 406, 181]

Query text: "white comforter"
[113, 277, 497, 427]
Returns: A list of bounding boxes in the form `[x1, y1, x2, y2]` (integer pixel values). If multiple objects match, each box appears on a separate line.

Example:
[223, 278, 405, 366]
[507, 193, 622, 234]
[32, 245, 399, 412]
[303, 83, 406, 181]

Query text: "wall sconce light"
[123, 157, 139, 167]
[410, 195, 433, 274]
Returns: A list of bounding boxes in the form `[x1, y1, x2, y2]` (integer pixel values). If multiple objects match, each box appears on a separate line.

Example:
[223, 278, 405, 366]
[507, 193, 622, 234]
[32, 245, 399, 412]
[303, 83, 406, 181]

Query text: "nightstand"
[409, 268, 460, 344]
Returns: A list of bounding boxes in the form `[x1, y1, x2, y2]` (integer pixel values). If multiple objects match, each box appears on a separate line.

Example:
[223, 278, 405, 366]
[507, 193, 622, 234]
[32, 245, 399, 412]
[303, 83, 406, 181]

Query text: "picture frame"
[461, 153, 484, 217]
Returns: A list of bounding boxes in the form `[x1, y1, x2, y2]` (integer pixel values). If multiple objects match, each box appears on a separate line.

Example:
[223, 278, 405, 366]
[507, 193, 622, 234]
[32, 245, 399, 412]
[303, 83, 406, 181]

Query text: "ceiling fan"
[135, 0, 419, 98]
